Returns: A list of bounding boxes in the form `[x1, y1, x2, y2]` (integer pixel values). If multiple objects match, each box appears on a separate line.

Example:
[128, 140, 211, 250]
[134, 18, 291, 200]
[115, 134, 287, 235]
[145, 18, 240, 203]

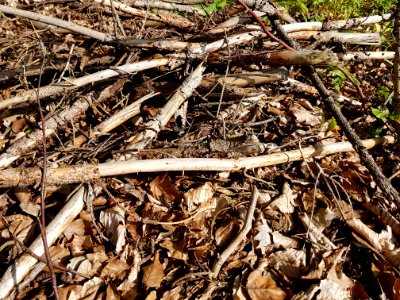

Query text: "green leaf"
[371, 107, 390, 120]
[204, 0, 229, 15]
[376, 86, 390, 101]
[368, 125, 385, 137]
[326, 66, 346, 80]
[389, 112, 400, 121]
[327, 117, 337, 131]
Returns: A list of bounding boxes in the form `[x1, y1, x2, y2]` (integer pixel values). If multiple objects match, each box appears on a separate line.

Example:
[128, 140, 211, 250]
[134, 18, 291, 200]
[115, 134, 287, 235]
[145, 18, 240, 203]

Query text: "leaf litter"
[0, 0, 399, 299]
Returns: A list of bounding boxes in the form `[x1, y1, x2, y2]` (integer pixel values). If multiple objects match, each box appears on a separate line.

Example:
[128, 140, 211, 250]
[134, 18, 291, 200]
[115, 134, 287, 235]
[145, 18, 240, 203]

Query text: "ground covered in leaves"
[1, 0, 400, 299]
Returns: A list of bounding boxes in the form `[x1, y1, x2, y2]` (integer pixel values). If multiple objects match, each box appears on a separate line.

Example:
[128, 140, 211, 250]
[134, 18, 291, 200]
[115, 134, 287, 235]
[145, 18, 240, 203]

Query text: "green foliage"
[371, 107, 391, 120]
[368, 105, 400, 137]
[376, 86, 390, 102]
[276, 0, 396, 21]
[274, 0, 309, 19]
[372, 107, 400, 122]
[204, 0, 230, 15]
[326, 66, 346, 91]
[327, 117, 338, 131]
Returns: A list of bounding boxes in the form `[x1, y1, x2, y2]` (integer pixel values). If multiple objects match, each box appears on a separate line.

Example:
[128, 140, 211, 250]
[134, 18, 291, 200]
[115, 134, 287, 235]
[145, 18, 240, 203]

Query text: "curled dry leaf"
[269, 182, 297, 214]
[106, 284, 120, 300]
[215, 221, 238, 248]
[142, 251, 165, 289]
[99, 205, 127, 254]
[65, 256, 101, 282]
[254, 223, 300, 255]
[289, 102, 322, 126]
[184, 182, 215, 212]
[150, 175, 181, 205]
[100, 260, 130, 280]
[1, 214, 35, 244]
[118, 248, 141, 294]
[159, 239, 188, 261]
[268, 248, 307, 279]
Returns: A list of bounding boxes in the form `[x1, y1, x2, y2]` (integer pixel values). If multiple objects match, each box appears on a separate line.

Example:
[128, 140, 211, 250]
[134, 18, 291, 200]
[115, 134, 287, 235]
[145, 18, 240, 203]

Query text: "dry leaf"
[2, 214, 35, 244]
[106, 284, 121, 300]
[80, 277, 103, 300]
[254, 223, 273, 255]
[63, 219, 86, 240]
[246, 270, 286, 300]
[100, 205, 127, 254]
[101, 260, 130, 280]
[159, 239, 188, 261]
[150, 175, 181, 205]
[215, 221, 237, 247]
[269, 182, 296, 213]
[268, 249, 306, 279]
[289, 103, 322, 126]
[184, 182, 215, 212]
[145, 291, 158, 300]
[142, 252, 165, 288]
[161, 286, 183, 300]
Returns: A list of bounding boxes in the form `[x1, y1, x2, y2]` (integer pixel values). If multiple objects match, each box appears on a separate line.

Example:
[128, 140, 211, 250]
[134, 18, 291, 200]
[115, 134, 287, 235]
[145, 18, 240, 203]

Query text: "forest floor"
[0, 0, 400, 299]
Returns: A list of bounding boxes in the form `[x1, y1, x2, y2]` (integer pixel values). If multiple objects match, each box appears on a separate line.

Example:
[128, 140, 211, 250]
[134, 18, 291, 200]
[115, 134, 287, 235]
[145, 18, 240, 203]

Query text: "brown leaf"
[161, 286, 183, 300]
[106, 284, 121, 300]
[101, 260, 130, 280]
[149, 175, 181, 204]
[142, 252, 165, 288]
[63, 219, 86, 240]
[246, 270, 286, 300]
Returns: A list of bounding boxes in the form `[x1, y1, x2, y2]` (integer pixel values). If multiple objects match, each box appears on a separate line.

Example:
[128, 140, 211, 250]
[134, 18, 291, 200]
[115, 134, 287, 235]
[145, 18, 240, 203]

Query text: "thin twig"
[36, 56, 60, 299]
[211, 186, 259, 278]
[235, 0, 294, 50]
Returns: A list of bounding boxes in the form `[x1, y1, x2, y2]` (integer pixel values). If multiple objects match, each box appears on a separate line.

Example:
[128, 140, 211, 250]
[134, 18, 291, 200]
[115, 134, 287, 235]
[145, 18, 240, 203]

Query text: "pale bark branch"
[94, 0, 195, 28]
[0, 136, 394, 187]
[0, 4, 115, 42]
[126, 61, 207, 150]
[125, 0, 206, 15]
[0, 56, 182, 110]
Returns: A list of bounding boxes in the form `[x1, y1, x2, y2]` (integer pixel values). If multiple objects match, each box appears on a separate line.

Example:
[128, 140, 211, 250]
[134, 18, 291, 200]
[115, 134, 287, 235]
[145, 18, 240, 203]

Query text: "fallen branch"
[73, 92, 158, 147]
[211, 186, 259, 278]
[0, 4, 115, 42]
[281, 13, 392, 32]
[94, 0, 195, 28]
[0, 96, 92, 169]
[123, 0, 206, 15]
[209, 13, 391, 34]
[288, 31, 381, 46]
[0, 185, 93, 300]
[126, 61, 207, 150]
[125, 0, 207, 16]
[0, 55, 183, 110]
[0, 136, 394, 187]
